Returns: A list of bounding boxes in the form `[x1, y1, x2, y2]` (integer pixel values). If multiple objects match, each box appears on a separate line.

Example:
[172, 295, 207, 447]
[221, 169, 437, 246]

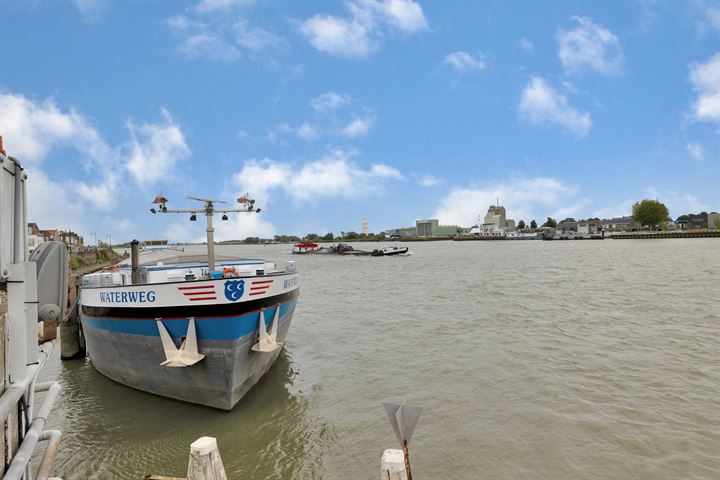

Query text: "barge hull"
[80, 299, 296, 410]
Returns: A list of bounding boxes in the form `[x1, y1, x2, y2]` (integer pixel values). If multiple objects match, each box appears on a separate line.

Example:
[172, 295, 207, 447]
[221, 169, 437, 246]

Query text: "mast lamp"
[150, 193, 262, 272]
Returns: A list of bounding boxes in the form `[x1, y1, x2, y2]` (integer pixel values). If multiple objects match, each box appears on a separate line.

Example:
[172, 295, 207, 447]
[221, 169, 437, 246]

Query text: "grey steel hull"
[80, 306, 295, 410]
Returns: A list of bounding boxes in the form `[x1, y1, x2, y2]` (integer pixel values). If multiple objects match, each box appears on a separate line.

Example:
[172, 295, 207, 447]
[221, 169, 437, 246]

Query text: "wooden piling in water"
[187, 437, 227, 480]
[381, 449, 408, 480]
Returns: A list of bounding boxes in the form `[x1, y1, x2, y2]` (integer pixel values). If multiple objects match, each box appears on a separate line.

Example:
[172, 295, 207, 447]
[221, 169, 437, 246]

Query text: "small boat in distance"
[79, 194, 299, 410]
[371, 246, 409, 256]
[292, 243, 324, 254]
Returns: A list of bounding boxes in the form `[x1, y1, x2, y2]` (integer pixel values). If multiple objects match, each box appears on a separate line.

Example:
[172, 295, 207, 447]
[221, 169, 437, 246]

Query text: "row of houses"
[556, 212, 720, 234]
[27, 223, 84, 253]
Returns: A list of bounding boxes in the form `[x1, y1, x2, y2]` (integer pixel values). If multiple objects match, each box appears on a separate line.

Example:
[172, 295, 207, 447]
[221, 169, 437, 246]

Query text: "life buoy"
[222, 267, 237, 278]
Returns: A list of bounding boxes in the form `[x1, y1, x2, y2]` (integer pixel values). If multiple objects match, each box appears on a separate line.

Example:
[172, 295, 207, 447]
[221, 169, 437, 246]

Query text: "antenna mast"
[150, 194, 261, 272]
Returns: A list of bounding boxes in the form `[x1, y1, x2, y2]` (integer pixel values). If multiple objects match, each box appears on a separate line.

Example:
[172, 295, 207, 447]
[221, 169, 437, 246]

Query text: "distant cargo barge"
[453, 235, 506, 241]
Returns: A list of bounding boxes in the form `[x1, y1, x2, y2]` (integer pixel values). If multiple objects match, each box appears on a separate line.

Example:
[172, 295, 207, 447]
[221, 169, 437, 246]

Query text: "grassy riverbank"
[69, 248, 124, 274]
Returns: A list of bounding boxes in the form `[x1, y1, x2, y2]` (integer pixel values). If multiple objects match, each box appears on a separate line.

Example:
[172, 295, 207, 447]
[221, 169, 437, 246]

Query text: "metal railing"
[0, 336, 63, 480]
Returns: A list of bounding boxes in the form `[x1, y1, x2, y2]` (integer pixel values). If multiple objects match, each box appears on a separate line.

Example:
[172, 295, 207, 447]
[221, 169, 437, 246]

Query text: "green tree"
[345, 231, 359, 240]
[517, 220, 526, 229]
[304, 233, 320, 241]
[530, 220, 537, 229]
[542, 217, 557, 228]
[322, 232, 334, 241]
[632, 199, 669, 230]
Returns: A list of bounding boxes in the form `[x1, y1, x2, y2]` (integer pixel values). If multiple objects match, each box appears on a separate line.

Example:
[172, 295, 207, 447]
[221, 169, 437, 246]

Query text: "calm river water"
[40, 239, 719, 479]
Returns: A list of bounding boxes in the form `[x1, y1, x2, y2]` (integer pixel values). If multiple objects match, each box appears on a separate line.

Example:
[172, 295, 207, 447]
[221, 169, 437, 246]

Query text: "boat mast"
[150, 194, 260, 272]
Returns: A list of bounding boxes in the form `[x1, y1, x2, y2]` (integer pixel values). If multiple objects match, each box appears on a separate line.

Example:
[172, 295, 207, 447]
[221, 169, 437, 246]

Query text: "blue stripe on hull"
[81, 299, 297, 341]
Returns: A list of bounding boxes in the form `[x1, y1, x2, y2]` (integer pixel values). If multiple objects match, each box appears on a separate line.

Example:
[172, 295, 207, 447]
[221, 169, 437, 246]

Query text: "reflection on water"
[44, 350, 335, 479]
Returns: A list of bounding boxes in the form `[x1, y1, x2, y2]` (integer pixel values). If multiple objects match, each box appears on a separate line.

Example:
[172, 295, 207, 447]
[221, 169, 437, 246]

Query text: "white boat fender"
[156, 317, 206, 367]
[251, 305, 282, 353]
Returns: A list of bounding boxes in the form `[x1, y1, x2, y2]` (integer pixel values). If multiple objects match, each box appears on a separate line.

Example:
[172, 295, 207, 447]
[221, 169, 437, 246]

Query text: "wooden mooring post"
[147, 436, 227, 480]
[187, 437, 227, 480]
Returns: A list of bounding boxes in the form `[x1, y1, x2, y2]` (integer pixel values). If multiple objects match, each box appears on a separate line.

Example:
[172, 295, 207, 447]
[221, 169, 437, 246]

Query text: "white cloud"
[234, 20, 283, 52]
[688, 52, 720, 122]
[299, 14, 375, 58]
[290, 152, 387, 200]
[0, 92, 121, 211]
[697, 5, 720, 35]
[233, 150, 403, 205]
[166, 222, 199, 243]
[167, 7, 281, 61]
[0, 91, 195, 240]
[237, 129, 250, 139]
[310, 91, 352, 111]
[686, 143, 705, 160]
[0, 92, 112, 164]
[519, 37, 534, 52]
[341, 118, 372, 137]
[232, 158, 291, 208]
[433, 176, 579, 227]
[115, 218, 136, 233]
[444, 51, 486, 73]
[372, 0, 428, 32]
[369, 164, 404, 180]
[24, 167, 88, 234]
[73, 0, 106, 23]
[645, 187, 709, 216]
[213, 212, 277, 241]
[69, 174, 120, 211]
[706, 6, 720, 31]
[557, 16, 623, 75]
[518, 76, 592, 137]
[593, 199, 634, 219]
[417, 174, 442, 187]
[299, 0, 427, 58]
[195, 0, 254, 14]
[297, 122, 319, 140]
[126, 109, 191, 186]
[179, 32, 242, 61]
[271, 122, 321, 141]
[550, 202, 588, 220]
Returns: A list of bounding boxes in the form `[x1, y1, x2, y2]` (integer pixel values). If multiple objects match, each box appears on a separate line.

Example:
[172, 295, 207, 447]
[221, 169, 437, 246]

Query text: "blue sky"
[1, 0, 718, 242]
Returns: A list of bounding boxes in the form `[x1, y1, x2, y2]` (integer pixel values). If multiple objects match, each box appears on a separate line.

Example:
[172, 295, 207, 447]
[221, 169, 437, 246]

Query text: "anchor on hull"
[251, 305, 282, 353]
[156, 317, 206, 367]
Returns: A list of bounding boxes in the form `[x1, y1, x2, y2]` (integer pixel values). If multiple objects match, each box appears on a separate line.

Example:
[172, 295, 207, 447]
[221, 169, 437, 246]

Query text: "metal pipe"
[4, 382, 61, 480]
[7, 262, 28, 383]
[206, 210, 215, 272]
[35, 430, 62, 480]
[12, 158, 26, 263]
[131, 239, 140, 284]
[28, 343, 55, 420]
[0, 343, 52, 423]
[25, 260, 39, 366]
[0, 381, 28, 422]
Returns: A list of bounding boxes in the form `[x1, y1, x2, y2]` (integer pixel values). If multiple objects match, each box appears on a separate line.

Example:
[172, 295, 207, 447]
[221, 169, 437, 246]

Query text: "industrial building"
[386, 219, 464, 238]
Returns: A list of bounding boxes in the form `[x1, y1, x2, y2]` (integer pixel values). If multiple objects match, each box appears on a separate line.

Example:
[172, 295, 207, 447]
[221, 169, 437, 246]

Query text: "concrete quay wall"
[610, 230, 720, 239]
